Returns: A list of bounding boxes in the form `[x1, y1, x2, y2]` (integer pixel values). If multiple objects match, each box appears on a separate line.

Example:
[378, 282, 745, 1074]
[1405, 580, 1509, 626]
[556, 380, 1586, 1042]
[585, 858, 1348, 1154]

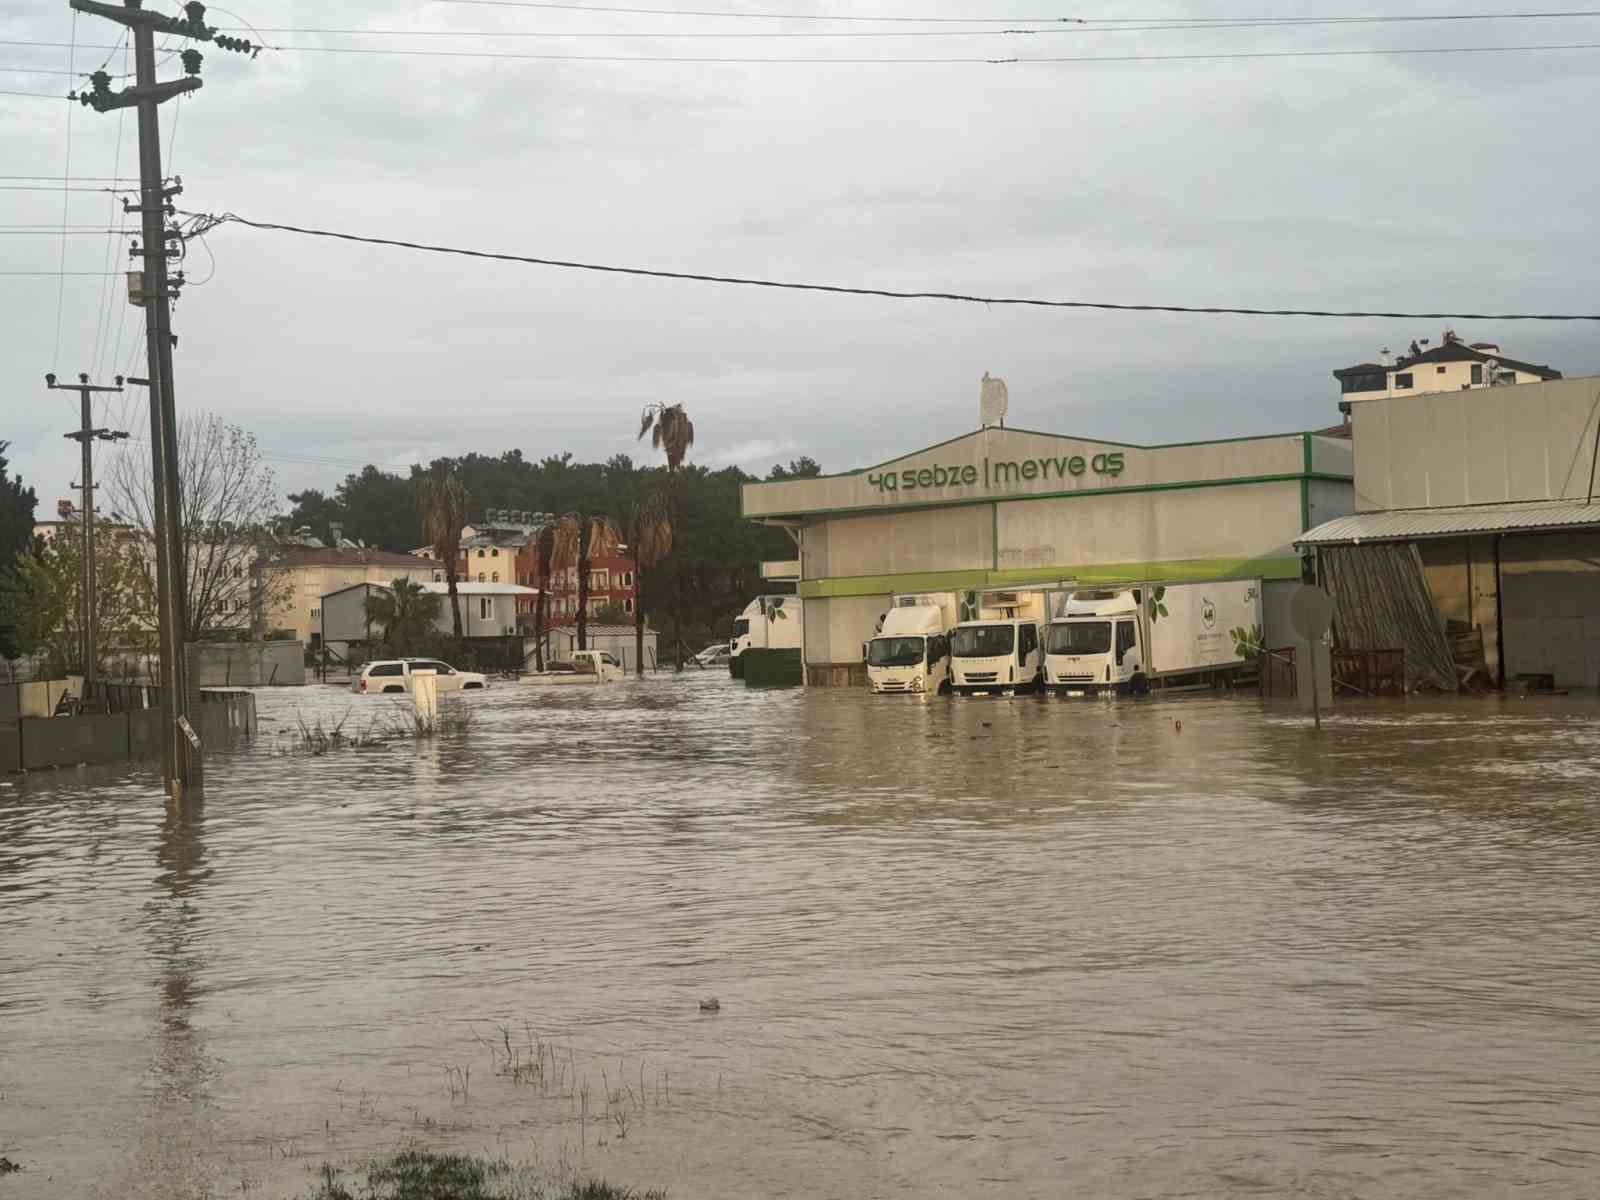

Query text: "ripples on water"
[2, 677, 1599, 1198]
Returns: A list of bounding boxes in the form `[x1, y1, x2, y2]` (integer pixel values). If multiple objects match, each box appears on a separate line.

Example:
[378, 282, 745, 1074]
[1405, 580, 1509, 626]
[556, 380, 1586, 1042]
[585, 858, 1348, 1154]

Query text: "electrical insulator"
[182, 49, 203, 77]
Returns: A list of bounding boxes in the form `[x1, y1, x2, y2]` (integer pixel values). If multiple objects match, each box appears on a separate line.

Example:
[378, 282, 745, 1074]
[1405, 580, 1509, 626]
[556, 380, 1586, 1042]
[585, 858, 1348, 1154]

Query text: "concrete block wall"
[186, 640, 304, 687]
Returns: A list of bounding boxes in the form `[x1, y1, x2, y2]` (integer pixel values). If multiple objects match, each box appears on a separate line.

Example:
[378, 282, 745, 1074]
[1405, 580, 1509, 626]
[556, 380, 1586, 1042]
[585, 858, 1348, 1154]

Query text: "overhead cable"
[230, 11, 1600, 39]
[190, 40, 1600, 63]
[187, 211, 1600, 322]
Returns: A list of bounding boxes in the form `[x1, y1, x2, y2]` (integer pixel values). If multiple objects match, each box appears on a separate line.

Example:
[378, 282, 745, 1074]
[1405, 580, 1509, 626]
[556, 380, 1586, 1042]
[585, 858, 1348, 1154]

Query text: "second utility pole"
[47, 371, 126, 705]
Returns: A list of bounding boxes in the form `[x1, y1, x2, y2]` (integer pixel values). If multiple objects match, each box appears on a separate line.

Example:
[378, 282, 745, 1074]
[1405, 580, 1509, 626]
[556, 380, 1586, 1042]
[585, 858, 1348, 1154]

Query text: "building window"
[591, 569, 609, 589]
[1436, 365, 1447, 374]
[478, 572, 485, 583]
[477, 548, 485, 558]
[491, 548, 499, 558]
[1394, 373, 1414, 389]
[479, 597, 492, 620]
[1471, 364, 1484, 384]
[310, 606, 320, 619]
[624, 598, 634, 614]
[433, 570, 443, 582]
[1339, 371, 1385, 394]
[492, 571, 500, 583]
[622, 571, 633, 587]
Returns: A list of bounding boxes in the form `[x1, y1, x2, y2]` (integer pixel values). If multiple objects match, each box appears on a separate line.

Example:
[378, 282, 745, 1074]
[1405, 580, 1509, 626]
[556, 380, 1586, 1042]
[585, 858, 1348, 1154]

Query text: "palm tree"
[550, 512, 622, 652]
[417, 468, 471, 639]
[621, 488, 673, 674]
[532, 522, 555, 671]
[363, 576, 442, 652]
[637, 403, 695, 472]
[637, 403, 694, 667]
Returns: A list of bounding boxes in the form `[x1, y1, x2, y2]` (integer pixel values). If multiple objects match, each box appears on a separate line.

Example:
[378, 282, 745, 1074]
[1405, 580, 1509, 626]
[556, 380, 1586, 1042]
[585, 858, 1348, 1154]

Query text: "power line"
[434, 0, 1084, 20]
[216, 39, 1600, 63]
[190, 210, 1600, 322]
[0, 174, 143, 181]
[225, 11, 1600, 39]
[11, 34, 1600, 65]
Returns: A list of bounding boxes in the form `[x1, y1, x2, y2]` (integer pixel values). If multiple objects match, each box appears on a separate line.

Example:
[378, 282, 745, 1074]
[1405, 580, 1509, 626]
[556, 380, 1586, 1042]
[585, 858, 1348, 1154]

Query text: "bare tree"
[107, 414, 289, 641]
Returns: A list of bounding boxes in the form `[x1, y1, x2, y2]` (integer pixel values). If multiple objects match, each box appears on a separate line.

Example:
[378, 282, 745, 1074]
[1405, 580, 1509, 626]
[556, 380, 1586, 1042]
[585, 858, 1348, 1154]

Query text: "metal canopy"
[1298, 500, 1600, 546]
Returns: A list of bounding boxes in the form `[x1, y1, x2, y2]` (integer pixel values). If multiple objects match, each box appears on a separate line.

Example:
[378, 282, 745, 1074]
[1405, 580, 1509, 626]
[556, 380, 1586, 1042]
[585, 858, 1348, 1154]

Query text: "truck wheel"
[1130, 673, 1150, 697]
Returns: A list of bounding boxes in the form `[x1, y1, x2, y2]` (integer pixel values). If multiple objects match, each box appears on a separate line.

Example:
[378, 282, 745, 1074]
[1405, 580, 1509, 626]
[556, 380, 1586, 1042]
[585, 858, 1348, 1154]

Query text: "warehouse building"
[742, 397, 1355, 685]
[1299, 375, 1600, 690]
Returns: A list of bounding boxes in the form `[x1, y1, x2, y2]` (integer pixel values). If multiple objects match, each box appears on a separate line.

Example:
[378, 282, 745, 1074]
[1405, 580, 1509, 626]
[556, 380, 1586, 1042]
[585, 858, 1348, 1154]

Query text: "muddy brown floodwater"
[3, 676, 1600, 1198]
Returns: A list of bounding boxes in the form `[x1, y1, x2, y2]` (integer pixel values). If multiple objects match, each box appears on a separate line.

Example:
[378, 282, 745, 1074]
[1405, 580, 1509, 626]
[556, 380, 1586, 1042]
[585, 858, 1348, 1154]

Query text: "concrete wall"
[803, 504, 992, 579]
[547, 628, 658, 672]
[186, 641, 304, 687]
[6, 690, 256, 771]
[1500, 531, 1600, 687]
[804, 593, 891, 668]
[996, 479, 1305, 577]
[1351, 376, 1600, 512]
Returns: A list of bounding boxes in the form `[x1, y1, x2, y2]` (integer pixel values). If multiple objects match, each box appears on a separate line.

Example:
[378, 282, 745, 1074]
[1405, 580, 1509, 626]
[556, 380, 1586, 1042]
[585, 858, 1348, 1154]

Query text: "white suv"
[353, 658, 489, 694]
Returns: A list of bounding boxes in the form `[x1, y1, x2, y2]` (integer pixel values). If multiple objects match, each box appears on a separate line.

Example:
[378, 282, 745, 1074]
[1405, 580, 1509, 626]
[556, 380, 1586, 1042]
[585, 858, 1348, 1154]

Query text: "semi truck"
[729, 594, 803, 678]
[949, 588, 1052, 696]
[1042, 579, 1262, 696]
[865, 592, 959, 695]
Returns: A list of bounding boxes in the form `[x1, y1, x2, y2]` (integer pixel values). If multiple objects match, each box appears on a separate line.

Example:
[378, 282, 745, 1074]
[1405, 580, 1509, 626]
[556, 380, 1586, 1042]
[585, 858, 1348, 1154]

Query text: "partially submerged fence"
[0, 686, 256, 773]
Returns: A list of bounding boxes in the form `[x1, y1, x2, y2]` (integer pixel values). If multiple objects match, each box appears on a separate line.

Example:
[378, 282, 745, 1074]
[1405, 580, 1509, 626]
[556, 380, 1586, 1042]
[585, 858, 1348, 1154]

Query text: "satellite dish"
[980, 372, 1009, 429]
[1290, 585, 1335, 641]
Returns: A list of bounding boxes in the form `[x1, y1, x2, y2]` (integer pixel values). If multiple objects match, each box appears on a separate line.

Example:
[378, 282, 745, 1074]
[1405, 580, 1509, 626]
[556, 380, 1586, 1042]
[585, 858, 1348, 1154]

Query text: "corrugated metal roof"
[1299, 500, 1600, 545]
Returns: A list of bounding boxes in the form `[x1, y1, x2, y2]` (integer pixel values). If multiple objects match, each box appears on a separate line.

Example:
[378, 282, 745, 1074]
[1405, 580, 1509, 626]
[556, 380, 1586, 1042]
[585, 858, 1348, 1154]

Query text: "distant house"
[1334, 330, 1561, 404]
[317, 579, 537, 666]
[259, 546, 438, 646]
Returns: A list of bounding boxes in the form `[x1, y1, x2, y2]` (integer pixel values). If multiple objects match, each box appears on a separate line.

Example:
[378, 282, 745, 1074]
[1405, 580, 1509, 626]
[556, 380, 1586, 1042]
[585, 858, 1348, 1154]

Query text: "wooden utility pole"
[46, 371, 126, 704]
[68, 0, 257, 795]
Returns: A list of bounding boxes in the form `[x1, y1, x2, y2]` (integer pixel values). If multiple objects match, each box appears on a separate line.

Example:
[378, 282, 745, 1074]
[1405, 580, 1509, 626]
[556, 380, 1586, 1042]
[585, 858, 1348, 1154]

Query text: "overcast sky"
[4, 0, 1598, 510]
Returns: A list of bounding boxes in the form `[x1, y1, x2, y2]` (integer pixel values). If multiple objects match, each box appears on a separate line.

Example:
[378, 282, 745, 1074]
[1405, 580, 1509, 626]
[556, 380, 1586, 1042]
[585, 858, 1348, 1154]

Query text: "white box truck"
[729, 594, 803, 679]
[949, 588, 1052, 696]
[865, 592, 959, 696]
[1042, 580, 1262, 696]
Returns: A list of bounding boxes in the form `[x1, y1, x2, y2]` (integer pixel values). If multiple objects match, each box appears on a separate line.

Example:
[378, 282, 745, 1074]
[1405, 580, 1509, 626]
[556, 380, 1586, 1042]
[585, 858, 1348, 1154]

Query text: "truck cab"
[949, 589, 1049, 696]
[1044, 591, 1144, 695]
[950, 620, 1042, 695]
[866, 595, 956, 695]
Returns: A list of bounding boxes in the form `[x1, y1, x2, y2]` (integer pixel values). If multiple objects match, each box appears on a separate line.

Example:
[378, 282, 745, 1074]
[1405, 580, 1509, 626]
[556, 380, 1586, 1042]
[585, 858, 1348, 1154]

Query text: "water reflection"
[137, 795, 215, 1197]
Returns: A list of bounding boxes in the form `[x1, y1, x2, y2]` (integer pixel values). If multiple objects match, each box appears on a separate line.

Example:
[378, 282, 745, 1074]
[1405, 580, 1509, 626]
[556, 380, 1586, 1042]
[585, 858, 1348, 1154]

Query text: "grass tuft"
[302, 1149, 664, 1200]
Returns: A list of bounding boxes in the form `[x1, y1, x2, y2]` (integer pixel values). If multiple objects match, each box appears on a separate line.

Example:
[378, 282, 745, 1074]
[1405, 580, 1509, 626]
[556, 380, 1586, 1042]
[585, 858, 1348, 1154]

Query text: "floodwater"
[3, 677, 1600, 1199]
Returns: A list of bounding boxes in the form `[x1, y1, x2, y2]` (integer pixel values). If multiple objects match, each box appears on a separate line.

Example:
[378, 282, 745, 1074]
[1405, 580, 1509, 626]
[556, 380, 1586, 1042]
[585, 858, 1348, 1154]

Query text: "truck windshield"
[868, 636, 925, 667]
[1046, 621, 1112, 655]
[951, 625, 1014, 658]
[732, 619, 749, 637]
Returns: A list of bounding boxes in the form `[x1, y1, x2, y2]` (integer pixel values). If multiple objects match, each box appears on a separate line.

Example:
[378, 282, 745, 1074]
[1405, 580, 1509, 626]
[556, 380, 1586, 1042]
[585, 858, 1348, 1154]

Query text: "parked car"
[693, 643, 732, 668]
[353, 658, 488, 694]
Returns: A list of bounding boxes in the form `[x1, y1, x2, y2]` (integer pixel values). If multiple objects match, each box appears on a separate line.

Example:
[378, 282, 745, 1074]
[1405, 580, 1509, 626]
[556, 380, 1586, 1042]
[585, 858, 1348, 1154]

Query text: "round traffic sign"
[1290, 585, 1335, 640]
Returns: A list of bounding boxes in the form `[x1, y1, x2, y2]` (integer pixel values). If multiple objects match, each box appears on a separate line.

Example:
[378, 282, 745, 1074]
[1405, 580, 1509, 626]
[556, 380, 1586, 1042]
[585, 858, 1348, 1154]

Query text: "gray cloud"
[4, 0, 1598, 505]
